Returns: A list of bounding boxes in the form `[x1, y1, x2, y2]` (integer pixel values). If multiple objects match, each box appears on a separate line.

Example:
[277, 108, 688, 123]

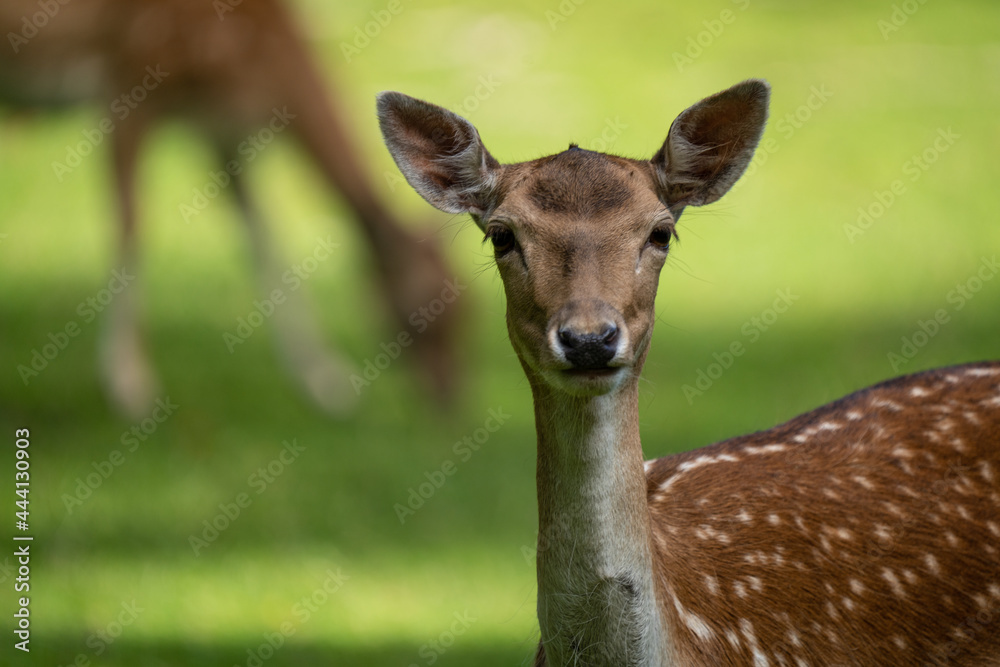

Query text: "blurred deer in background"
[379, 81, 1000, 665]
[0, 0, 459, 417]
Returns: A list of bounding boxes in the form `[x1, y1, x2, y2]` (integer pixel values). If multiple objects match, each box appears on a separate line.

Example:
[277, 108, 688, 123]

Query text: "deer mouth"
[563, 367, 620, 378]
[548, 365, 628, 396]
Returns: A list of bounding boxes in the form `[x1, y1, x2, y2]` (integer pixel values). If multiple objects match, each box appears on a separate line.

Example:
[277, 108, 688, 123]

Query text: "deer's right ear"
[377, 92, 500, 219]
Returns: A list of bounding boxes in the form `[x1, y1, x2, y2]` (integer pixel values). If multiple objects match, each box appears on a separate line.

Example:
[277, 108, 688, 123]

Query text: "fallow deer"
[0, 0, 458, 417]
[378, 80, 1000, 665]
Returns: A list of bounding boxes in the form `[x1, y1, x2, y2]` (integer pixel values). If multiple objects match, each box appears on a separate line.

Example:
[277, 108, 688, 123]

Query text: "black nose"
[557, 323, 619, 370]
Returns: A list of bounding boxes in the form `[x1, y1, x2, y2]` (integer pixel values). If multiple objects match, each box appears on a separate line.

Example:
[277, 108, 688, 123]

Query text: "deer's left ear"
[377, 92, 500, 220]
[651, 79, 770, 210]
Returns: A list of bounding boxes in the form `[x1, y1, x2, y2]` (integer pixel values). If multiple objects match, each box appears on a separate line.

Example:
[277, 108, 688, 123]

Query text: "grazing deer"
[378, 80, 1000, 666]
[0, 0, 458, 417]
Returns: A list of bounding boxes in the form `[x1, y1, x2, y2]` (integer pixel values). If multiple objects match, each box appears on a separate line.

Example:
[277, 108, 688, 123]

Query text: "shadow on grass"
[22, 637, 538, 667]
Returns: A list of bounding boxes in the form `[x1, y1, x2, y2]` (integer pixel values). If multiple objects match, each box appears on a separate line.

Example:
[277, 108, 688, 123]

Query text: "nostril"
[558, 328, 578, 349]
[601, 324, 619, 346]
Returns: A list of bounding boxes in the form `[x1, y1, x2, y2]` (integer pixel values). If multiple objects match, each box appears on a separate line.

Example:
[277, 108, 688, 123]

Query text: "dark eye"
[647, 225, 674, 251]
[486, 226, 517, 256]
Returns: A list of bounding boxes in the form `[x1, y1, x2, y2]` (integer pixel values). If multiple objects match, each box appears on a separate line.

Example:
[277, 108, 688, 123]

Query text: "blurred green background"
[2, 0, 999, 664]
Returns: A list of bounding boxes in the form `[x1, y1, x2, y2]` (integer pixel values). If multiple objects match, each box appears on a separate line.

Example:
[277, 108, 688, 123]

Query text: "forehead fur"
[500, 147, 655, 219]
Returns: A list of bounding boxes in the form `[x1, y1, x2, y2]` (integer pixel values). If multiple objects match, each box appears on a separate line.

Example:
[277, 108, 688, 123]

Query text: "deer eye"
[486, 225, 517, 257]
[647, 225, 674, 251]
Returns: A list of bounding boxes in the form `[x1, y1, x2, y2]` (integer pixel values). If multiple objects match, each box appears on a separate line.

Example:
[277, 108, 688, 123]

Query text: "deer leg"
[283, 70, 461, 405]
[228, 166, 358, 417]
[100, 114, 158, 419]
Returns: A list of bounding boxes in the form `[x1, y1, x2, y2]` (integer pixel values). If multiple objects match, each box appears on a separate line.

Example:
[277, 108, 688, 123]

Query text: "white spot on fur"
[679, 455, 722, 473]
[964, 411, 982, 426]
[725, 629, 741, 648]
[988, 583, 1000, 598]
[842, 596, 856, 611]
[737, 509, 753, 523]
[980, 461, 995, 483]
[704, 574, 720, 596]
[768, 513, 781, 526]
[902, 569, 918, 585]
[892, 635, 907, 650]
[910, 386, 930, 397]
[882, 568, 906, 597]
[883, 502, 906, 518]
[967, 367, 1000, 377]
[852, 476, 875, 490]
[871, 398, 903, 411]
[818, 421, 841, 431]
[987, 521, 1000, 537]
[945, 531, 960, 548]
[847, 411, 863, 421]
[747, 576, 763, 592]
[734, 581, 748, 598]
[744, 444, 788, 455]
[924, 553, 942, 576]
[672, 593, 715, 641]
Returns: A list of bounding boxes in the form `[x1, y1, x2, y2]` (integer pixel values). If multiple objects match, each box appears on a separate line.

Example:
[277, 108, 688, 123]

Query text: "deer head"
[378, 80, 770, 398]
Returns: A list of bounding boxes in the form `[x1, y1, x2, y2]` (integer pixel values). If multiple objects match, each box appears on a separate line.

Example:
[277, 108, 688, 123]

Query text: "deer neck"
[529, 372, 669, 665]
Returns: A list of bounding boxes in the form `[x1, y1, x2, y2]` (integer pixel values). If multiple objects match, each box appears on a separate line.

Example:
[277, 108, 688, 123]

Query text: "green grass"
[2, 0, 999, 664]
